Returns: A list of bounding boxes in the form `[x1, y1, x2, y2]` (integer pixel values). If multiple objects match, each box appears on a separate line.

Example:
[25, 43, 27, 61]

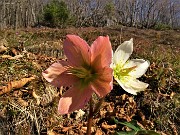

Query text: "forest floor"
[0, 26, 179, 135]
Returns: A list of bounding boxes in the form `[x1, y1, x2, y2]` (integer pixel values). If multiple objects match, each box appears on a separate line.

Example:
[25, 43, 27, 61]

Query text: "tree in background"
[0, 0, 44, 30]
[104, 2, 116, 26]
[43, 0, 69, 28]
[0, 0, 179, 29]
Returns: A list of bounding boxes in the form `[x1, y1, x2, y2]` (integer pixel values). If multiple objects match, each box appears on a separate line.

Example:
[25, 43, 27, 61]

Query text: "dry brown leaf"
[11, 48, 19, 55]
[138, 111, 145, 121]
[81, 127, 95, 133]
[47, 130, 57, 135]
[0, 45, 7, 53]
[32, 90, 40, 105]
[17, 98, 28, 107]
[114, 95, 137, 122]
[95, 129, 103, 135]
[101, 122, 117, 130]
[170, 92, 176, 99]
[0, 107, 7, 118]
[62, 126, 73, 132]
[13, 90, 23, 97]
[0, 76, 35, 95]
[122, 94, 127, 101]
[138, 111, 154, 130]
[128, 97, 134, 103]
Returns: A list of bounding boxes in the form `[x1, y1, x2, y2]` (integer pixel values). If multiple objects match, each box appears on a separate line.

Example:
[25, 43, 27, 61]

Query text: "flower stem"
[93, 97, 104, 114]
[86, 97, 93, 135]
[86, 97, 105, 135]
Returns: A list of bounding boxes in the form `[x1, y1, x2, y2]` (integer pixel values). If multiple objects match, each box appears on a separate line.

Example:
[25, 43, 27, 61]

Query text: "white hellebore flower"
[113, 38, 150, 95]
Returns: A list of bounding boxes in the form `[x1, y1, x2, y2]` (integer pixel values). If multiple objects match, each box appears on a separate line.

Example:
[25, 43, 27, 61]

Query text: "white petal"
[113, 38, 133, 66]
[124, 59, 150, 78]
[115, 77, 149, 95]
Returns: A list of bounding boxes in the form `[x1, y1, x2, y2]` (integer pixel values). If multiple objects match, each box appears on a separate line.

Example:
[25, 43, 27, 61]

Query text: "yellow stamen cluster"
[113, 64, 136, 80]
[68, 66, 97, 84]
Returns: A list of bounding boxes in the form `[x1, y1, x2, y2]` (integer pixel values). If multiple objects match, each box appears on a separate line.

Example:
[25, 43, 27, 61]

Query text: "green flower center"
[113, 64, 136, 80]
[68, 66, 97, 85]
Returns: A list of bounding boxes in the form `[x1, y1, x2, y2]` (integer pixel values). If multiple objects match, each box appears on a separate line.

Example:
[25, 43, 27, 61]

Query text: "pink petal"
[43, 61, 78, 87]
[91, 54, 102, 71]
[51, 70, 79, 87]
[91, 36, 112, 69]
[42, 62, 66, 83]
[64, 35, 91, 67]
[58, 85, 93, 114]
[91, 67, 113, 97]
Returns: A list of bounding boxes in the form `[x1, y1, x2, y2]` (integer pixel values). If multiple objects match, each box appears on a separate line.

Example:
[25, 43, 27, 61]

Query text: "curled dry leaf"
[13, 90, 23, 97]
[138, 111, 154, 129]
[81, 127, 95, 134]
[115, 95, 137, 122]
[11, 48, 19, 55]
[95, 129, 103, 135]
[47, 130, 57, 135]
[0, 76, 35, 95]
[121, 94, 127, 101]
[17, 98, 28, 107]
[0, 45, 7, 53]
[32, 90, 40, 105]
[0, 107, 7, 118]
[99, 102, 114, 117]
[170, 92, 176, 99]
[101, 122, 117, 130]
[62, 126, 73, 132]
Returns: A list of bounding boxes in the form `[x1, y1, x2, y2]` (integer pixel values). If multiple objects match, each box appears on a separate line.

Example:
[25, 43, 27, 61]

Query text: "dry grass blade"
[1, 54, 23, 59]
[0, 76, 35, 95]
[1, 55, 12, 59]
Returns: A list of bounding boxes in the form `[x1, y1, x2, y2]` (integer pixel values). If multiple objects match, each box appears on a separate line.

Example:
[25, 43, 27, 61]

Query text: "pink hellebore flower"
[43, 35, 113, 114]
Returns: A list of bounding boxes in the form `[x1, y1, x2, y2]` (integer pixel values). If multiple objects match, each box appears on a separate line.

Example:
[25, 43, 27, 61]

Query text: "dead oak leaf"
[0, 76, 35, 95]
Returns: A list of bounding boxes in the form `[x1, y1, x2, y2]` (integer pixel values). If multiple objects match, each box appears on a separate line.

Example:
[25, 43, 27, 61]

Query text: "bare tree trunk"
[0, 0, 44, 29]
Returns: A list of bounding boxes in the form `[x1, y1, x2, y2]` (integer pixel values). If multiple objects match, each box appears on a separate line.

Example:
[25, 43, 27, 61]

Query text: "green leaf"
[115, 131, 137, 135]
[113, 118, 141, 131]
[136, 130, 160, 135]
[113, 118, 160, 135]
[115, 130, 160, 135]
